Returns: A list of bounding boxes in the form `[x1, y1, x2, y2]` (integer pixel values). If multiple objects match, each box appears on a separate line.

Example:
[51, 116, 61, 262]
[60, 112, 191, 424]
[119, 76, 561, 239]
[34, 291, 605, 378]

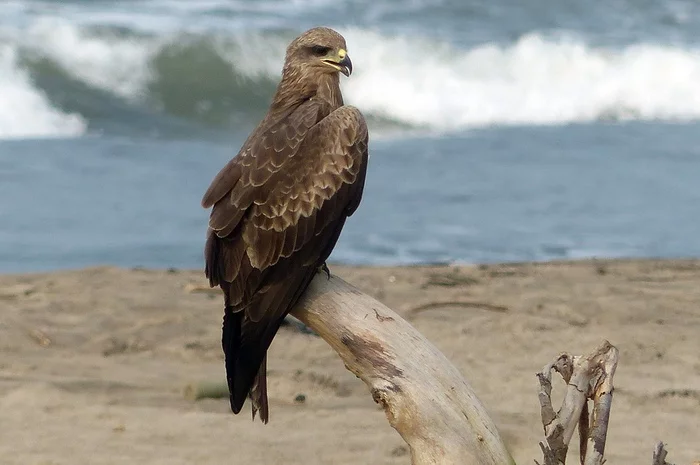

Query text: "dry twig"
[536, 341, 619, 465]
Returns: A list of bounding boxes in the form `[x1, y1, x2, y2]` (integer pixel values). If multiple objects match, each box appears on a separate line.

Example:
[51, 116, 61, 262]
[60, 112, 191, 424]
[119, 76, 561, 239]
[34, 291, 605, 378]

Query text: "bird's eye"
[311, 45, 331, 56]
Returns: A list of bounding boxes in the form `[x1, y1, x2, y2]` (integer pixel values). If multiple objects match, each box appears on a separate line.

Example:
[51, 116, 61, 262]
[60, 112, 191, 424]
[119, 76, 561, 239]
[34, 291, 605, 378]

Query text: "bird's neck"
[270, 71, 343, 116]
[314, 73, 344, 108]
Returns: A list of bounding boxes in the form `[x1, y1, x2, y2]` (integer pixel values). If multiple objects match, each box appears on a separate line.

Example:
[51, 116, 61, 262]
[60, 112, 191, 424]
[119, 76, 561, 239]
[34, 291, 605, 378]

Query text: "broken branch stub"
[291, 273, 514, 465]
[536, 341, 619, 465]
[652, 442, 675, 465]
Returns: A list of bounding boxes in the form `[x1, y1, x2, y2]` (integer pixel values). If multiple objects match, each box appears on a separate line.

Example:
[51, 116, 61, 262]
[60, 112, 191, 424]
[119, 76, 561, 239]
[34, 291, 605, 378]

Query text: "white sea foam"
[340, 29, 700, 130]
[22, 17, 158, 99]
[0, 44, 85, 139]
[4, 16, 700, 139]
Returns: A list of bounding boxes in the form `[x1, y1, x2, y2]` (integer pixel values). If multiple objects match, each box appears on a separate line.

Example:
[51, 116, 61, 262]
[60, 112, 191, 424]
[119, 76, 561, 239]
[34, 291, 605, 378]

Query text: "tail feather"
[230, 340, 266, 416]
[222, 307, 245, 414]
[250, 355, 269, 423]
[222, 299, 285, 420]
[221, 271, 312, 420]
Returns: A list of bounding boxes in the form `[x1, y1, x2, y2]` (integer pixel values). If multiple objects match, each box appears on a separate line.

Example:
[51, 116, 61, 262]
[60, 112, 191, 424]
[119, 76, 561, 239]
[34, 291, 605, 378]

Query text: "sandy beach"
[1, 259, 699, 464]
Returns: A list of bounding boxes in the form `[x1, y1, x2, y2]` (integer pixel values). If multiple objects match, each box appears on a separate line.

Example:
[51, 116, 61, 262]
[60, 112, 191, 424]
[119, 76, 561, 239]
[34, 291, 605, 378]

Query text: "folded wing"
[202, 101, 369, 421]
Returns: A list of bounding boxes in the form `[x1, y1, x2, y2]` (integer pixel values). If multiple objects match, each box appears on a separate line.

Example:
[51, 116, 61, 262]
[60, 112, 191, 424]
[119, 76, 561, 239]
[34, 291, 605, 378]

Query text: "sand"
[1, 259, 699, 464]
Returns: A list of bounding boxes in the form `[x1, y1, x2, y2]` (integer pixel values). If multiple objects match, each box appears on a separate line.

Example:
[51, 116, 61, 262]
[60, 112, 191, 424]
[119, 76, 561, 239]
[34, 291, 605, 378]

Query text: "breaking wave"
[344, 30, 700, 129]
[0, 43, 85, 139]
[3, 17, 700, 139]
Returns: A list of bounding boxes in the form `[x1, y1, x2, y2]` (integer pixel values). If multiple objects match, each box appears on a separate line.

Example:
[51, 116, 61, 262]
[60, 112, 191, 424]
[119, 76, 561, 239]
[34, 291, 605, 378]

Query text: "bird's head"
[283, 27, 353, 78]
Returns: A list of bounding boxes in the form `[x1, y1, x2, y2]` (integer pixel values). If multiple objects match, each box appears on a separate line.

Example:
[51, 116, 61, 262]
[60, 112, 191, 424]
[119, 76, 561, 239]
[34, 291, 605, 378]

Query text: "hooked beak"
[338, 54, 352, 77]
[323, 49, 353, 77]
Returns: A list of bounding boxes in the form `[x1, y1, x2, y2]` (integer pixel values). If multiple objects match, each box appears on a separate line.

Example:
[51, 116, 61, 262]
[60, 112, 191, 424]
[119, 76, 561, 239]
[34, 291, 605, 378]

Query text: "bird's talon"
[319, 263, 331, 280]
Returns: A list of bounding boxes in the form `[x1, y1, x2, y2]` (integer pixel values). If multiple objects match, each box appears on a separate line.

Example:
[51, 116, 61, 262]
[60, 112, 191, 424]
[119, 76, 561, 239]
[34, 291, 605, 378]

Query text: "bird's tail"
[219, 221, 347, 423]
[222, 306, 271, 422]
[221, 269, 314, 424]
[222, 307, 246, 414]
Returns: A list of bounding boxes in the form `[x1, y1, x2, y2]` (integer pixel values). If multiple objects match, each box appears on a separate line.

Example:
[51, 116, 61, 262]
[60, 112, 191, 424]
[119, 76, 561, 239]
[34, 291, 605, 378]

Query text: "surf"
[3, 16, 700, 139]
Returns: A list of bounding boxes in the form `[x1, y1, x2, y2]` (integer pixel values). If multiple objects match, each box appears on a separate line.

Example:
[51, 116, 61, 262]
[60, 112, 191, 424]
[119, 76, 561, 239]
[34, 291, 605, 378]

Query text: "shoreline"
[3, 255, 700, 276]
[1, 257, 698, 464]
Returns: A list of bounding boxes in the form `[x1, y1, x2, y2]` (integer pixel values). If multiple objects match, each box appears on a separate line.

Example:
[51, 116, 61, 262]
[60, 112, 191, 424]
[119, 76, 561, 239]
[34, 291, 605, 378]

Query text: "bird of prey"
[201, 27, 369, 423]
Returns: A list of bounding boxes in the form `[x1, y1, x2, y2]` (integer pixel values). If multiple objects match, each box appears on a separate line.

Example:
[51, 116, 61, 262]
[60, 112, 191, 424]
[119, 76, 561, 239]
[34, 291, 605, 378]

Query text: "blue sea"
[1, 0, 700, 273]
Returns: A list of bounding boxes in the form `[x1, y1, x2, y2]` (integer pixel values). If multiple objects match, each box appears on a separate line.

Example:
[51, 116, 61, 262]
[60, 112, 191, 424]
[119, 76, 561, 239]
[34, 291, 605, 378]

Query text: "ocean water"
[1, 0, 700, 272]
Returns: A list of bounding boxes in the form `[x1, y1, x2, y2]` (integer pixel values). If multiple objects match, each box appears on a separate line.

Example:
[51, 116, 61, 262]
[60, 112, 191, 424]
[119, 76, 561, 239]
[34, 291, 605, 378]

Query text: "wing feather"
[281, 222, 298, 257]
[201, 161, 243, 209]
[206, 103, 368, 294]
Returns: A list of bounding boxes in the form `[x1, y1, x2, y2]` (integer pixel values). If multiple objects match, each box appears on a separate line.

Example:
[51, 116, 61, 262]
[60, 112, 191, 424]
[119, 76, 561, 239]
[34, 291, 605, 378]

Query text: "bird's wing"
[203, 100, 367, 303]
[201, 99, 322, 211]
[203, 102, 368, 420]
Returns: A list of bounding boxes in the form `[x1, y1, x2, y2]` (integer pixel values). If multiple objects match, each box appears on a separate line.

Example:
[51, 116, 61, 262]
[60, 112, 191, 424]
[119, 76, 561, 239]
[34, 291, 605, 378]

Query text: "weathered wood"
[291, 273, 514, 465]
[584, 344, 618, 465]
[184, 273, 684, 464]
[652, 442, 675, 465]
[536, 341, 619, 465]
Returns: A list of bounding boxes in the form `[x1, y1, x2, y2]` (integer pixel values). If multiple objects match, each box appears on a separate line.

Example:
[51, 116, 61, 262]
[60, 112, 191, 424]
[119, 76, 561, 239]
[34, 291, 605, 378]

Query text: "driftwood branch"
[291, 273, 515, 465]
[185, 274, 687, 464]
[535, 341, 619, 465]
